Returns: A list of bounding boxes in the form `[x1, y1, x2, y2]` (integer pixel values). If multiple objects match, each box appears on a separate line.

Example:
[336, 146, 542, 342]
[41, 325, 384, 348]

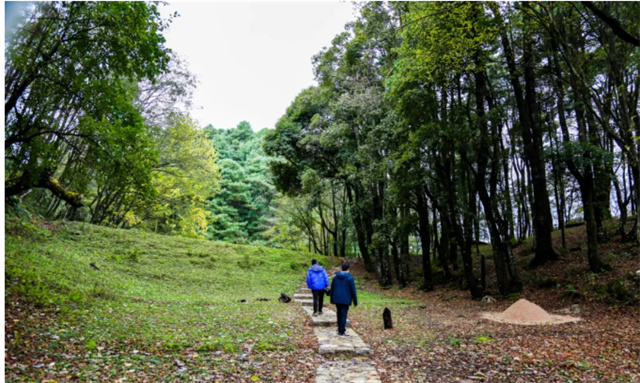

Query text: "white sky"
[160, 2, 357, 131]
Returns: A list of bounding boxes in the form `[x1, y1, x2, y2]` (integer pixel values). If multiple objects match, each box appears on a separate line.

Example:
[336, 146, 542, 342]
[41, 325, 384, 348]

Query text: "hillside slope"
[5, 219, 329, 382]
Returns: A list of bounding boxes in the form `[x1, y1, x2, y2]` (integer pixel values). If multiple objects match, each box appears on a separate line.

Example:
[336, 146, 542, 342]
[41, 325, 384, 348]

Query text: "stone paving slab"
[315, 328, 371, 356]
[297, 277, 381, 383]
[302, 306, 350, 327]
[295, 299, 327, 307]
[315, 360, 382, 383]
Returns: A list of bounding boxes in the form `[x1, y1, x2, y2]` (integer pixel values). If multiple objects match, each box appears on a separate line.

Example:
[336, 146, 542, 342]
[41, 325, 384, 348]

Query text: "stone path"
[298, 268, 382, 383]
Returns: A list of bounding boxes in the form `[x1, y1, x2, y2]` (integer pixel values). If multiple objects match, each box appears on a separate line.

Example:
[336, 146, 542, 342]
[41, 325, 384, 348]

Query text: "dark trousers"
[335, 303, 349, 335]
[312, 289, 325, 313]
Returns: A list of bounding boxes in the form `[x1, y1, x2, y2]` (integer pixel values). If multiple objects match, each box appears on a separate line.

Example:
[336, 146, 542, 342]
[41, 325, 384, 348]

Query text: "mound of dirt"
[481, 299, 581, 325]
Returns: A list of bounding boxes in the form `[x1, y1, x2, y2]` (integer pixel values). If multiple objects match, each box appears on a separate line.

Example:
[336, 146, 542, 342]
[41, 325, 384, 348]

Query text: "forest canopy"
[264, 1, 640, 297]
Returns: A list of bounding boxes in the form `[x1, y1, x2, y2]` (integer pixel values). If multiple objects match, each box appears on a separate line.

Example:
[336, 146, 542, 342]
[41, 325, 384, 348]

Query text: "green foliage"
[85, 339, 98, 351]
[609, 279, 629, 301]
[204, 122, 277, 244]
[196, 340, 237, 353]
[139, 116, 220, 237]
[475, 336, 494, 344]
[128, 248, 141, 263]
[5, 1, 170, 210]
[448, 337, 462, 347]
[563, 284, 581, 297]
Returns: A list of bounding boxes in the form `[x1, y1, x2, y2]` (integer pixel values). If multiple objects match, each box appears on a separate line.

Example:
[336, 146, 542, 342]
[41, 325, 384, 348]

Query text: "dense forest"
[264, 2, 640, 298]
[204, 122, 278, 245]
[5, 2, 639, 300]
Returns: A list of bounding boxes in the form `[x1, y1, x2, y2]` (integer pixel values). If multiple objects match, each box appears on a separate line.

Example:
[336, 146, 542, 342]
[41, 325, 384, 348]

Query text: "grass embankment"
[5, 219, 331, 382]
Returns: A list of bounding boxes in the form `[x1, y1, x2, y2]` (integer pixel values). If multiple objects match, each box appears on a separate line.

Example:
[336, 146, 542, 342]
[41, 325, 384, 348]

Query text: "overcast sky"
[160, 2, 357, 131]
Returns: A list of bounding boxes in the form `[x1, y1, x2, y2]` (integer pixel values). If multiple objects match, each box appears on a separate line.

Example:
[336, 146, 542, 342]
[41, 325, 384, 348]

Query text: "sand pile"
[481, 299, 581, 325]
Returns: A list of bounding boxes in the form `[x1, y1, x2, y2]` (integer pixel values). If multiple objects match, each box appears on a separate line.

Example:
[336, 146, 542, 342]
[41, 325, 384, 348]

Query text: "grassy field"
[5, 218, 332, 382]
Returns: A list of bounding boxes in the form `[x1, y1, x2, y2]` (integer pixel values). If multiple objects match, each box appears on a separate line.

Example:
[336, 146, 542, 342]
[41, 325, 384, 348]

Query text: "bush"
[610, 278, 629, 300]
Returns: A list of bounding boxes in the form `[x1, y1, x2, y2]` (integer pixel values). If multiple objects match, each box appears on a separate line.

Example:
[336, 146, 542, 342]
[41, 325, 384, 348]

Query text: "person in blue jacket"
[330, 263, 357, 336]
[306, 259, 329, 316]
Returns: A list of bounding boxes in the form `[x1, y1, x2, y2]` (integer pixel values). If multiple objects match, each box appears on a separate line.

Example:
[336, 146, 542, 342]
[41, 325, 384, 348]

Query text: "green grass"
[353, 283, 421, 309]
[5, 219, 326, 351]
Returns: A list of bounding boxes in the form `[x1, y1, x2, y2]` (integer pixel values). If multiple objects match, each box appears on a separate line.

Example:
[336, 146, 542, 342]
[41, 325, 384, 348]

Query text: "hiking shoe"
[338, 333, 349, 337]
[312, 312, 318, 316]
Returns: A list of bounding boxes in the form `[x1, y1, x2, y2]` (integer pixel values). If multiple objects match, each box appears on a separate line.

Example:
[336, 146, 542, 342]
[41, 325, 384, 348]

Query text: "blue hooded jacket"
[306, 264, 329, 290]
[330, 271, 357, 306]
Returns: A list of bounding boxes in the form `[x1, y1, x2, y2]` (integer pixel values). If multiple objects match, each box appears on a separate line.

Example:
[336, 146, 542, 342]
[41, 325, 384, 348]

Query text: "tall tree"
[5, 2, 170, 207]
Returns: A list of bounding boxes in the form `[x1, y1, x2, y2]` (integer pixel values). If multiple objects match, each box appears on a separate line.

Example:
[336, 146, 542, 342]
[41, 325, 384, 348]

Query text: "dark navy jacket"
[330, 271, 358, 306]
[306, 264, 330, 290]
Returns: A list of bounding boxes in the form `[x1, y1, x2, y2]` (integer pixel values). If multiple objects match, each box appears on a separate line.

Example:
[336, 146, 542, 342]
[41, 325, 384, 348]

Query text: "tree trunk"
[491, 3, 557, 266]
[348, 185, 372, 271]
[416, 190, 433, 291]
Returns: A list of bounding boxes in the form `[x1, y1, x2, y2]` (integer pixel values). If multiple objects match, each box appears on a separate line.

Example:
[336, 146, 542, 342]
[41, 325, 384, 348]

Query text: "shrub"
[610, 278, 629, 300]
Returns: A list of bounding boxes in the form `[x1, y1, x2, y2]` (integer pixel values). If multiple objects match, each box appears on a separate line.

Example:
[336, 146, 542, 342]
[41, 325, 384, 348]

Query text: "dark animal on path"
[383, 307, 393, 329]
[256, 298, 270, 301]
[238, 299, 247, 303]
[90, 262, 100, 271]
[278, 293, 291, 303]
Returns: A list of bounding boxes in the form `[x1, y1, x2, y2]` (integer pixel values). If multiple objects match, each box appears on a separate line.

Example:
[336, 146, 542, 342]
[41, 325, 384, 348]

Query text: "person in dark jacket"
[306, 259, 330, 316]
[329, 263, 357, 336]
